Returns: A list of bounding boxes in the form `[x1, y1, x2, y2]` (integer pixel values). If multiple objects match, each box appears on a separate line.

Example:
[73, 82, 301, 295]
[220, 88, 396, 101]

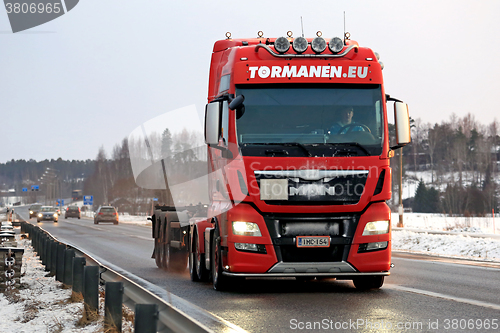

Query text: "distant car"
[54, 207, 61, 215]
[29, 204, 43, 219]
[94, 206, 118, 225]
[65, 206, 81, 219]
[37, 206, 59, 223]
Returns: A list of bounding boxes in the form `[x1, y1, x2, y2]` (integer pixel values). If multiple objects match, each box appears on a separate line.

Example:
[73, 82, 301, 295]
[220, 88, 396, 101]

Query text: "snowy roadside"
[391, 212, 500, 262]
[0, 236, 134, 333]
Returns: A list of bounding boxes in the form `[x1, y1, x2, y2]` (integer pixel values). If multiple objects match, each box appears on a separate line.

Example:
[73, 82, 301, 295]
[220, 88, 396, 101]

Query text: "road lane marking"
[393, 256, 500, 271]
[387, 285, 500, 311]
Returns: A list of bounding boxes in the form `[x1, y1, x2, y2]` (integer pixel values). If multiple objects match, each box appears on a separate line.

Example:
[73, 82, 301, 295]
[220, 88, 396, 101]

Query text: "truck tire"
[353, 276, 384, 290]
[212, 227, 241, 290]
[189, 230, 208, 282]
[154, 237, 164, 269]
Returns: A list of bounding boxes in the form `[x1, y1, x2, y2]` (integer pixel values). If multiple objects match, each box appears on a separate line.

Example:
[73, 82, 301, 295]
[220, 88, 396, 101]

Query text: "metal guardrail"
[21, 221, 219, 333]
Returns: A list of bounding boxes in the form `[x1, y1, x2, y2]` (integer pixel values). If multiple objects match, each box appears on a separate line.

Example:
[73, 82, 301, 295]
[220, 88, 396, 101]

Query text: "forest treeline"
[392, 113, 499, 215]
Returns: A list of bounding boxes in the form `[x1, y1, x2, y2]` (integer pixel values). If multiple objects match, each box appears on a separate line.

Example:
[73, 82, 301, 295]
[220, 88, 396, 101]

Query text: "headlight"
[53, 213, 58, 217]
[362, 221, 389, 236]
[232, 221, 262, 236]
[30, 210, 33, 214]
[38, 213, 42, 218]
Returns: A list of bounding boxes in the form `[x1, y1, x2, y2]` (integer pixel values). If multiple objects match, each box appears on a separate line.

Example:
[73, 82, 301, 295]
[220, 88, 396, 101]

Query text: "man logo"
[4, 0, 79, 33]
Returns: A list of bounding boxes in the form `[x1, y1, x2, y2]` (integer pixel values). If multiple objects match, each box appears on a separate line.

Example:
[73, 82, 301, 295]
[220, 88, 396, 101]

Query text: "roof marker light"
[311, 36, 326, 53]
[274, 36, 290, 53]
[328, 37, 343, 53]
[287, 31, 293, 37]
[292, 36, 308, 53]
[257, 31, 264, 38]
[226, 32, 231, 39]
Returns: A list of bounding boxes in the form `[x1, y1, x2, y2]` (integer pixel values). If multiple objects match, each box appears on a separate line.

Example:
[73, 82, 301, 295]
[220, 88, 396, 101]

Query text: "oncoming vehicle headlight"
[232, 221, 262, 236]
[53, 213, 58, 218]
[362, 221, 389, 236]
[29, 210, 33, 214]
[38, 213, 42, 218]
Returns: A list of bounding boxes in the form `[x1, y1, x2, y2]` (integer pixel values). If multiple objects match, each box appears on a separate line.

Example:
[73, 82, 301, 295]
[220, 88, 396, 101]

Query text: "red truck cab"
[190, 32, 411, 290]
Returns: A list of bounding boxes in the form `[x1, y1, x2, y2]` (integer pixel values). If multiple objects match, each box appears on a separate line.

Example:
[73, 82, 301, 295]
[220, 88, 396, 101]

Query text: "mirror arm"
[208, 144, 234, 159]
[390, 143, 407, 150]
[386, 94, 403, 103]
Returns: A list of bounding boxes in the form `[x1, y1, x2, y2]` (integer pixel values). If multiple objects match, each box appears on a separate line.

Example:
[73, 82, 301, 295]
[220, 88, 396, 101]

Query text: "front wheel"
[353, 276, 384, 290]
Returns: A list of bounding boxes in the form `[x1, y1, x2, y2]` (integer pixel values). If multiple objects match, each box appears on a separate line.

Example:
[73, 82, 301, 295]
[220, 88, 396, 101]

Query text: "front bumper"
[223, 261, 389, 278]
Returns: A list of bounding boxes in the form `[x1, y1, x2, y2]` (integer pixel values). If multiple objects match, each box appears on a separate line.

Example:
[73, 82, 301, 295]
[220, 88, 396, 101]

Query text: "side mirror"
[229, 95, 245, 119]
[229, 95, 244, 110]
[205, 102, 221, 145]
[392, 102, 411, 149]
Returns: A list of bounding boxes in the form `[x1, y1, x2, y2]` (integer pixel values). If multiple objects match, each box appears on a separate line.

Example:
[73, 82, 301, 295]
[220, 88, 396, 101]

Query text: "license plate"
[296, 236, 330, 248]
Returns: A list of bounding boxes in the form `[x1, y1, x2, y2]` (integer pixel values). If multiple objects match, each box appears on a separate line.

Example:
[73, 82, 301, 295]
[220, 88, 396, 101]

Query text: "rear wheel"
[190, 230, 209, 282]
[353, 276, 384, 290]
[154, 237, 163, 269]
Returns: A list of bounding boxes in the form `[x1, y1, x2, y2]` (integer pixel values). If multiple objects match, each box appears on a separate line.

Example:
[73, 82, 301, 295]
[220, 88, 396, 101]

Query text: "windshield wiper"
[324, 142, 370, 156]
[282, 143, 312, 157]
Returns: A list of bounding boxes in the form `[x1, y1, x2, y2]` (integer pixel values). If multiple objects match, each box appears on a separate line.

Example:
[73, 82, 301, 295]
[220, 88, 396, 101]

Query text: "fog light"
[358, 241, 388, 253]
[235, 243, 267, 253]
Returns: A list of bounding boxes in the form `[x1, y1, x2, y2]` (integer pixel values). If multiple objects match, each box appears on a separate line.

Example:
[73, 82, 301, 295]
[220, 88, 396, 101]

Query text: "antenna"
[301, 16, 304, 37]
[343, 11, 346, 44]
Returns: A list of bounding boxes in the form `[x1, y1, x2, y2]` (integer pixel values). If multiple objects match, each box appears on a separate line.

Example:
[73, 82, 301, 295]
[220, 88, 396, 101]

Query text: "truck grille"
[264, 214, 358, 263]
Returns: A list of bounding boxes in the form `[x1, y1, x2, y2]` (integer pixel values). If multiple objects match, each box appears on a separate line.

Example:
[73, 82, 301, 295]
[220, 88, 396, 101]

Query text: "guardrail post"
[105, 282, 123, 332]
[50, 241, 58, 275]
[56, 243, 66, 282]
[63, 249, 75, 286]
[83, 266, 99, 315]
[134, 304, 158, 333]
[72, 257, 86, 294]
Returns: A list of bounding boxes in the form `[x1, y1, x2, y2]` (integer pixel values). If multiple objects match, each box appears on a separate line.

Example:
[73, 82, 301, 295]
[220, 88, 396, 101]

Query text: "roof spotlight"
[328, 37, 343, 53]
[274, 36, 290, 53]
[292, 36, 308, 53]
[311, 36, 326, 53]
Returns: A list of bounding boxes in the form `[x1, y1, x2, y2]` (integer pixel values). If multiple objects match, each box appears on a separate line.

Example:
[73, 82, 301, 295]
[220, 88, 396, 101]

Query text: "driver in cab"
[329, 107, 366, 135]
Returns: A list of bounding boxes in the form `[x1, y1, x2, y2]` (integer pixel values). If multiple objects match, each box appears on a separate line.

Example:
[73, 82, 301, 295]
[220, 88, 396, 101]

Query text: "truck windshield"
[235, 84, 384, 156]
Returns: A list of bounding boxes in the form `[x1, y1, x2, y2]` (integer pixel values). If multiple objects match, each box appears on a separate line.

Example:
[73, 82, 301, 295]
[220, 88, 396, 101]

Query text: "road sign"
[153, 198, 158, 201]
[83, 195, 93, 205]
[31, 185, 39, 191]
[22, 188, 28, 192]
[57, 199, 64, 206]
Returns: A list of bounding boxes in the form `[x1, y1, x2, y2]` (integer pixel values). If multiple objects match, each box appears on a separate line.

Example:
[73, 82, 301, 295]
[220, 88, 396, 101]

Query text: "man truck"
[149, 31, 411, 291]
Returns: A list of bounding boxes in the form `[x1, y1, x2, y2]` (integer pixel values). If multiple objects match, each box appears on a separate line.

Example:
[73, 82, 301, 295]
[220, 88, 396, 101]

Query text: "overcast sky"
[1, 0, 499, 163]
